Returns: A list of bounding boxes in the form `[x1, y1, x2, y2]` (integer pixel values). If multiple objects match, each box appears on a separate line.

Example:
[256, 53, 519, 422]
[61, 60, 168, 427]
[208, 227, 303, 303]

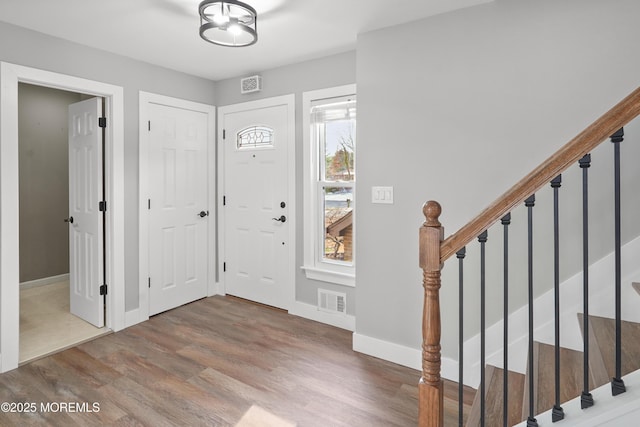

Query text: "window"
[302, 85, 356, 286]
[236, 125, 274, 149]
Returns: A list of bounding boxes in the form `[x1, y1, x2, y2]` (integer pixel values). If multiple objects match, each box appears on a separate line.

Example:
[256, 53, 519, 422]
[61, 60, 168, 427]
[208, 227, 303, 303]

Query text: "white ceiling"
[0, 0, 490, 81]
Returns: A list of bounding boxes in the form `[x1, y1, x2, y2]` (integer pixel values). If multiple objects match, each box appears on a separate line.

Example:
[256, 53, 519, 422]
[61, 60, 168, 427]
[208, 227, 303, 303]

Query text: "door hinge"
[99, 117, 107, 128]
[99, 201, 107, 212]
[223, 196, 226, 206]
[223, 262, 226, 272]
[148, 120, 151, 131]
[148, 277, 151, 288]
[223, 129, 226, 139]
[148, 199, 151, 210]
[100, 284, 108, 295]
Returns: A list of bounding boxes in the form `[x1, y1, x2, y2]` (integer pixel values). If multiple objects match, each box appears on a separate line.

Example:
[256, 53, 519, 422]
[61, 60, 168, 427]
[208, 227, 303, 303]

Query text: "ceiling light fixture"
[199, 0, 258, 47]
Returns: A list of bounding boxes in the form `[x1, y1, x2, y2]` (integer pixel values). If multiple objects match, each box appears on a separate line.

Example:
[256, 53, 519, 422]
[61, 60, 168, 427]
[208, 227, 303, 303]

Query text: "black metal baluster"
[458, 247, 466, 427]
[525, 195, 538, 427]
[610, 128, 627, 397]
[501, 214, 511, 427]
[551, 175, 565, 422]
[479, 230, 488, 427]
[580, 154, 595, 409]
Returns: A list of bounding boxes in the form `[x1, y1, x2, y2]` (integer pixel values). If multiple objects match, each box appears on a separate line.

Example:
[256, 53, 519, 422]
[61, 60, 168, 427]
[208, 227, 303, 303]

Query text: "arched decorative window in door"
[237, 125, 274, 149]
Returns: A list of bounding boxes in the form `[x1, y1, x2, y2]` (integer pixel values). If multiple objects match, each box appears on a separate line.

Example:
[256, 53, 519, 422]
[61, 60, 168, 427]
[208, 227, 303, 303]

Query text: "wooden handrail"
[440, 86, 640, 263]
[418, 87, 640, 427]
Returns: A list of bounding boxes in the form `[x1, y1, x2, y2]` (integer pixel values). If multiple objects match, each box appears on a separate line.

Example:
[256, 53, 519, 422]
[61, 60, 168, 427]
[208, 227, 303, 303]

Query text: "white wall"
[215, 51, 357, 315]
[355, 0, 640, 360]
[0, 21, 216, 312]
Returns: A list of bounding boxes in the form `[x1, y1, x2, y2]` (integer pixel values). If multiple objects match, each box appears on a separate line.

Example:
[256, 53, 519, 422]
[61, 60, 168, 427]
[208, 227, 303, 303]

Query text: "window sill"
[301, 266, 355, 287]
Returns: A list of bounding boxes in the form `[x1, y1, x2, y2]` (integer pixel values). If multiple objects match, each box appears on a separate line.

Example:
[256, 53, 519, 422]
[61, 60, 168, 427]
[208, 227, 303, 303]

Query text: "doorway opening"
[1, 62, 126, 373]
[18, 83, 110, 364]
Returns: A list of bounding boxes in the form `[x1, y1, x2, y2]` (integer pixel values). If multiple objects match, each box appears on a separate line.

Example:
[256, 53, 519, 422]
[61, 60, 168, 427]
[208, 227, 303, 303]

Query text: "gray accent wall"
[356, 0, 640, 359]
[0, 21, 216, 311]
[18, 83, 82, 283]
[215, 51, 357, 314]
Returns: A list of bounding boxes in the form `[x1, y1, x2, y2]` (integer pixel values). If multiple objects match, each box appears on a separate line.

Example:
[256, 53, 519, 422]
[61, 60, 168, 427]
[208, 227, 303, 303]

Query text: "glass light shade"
[199, 0, 257, 47]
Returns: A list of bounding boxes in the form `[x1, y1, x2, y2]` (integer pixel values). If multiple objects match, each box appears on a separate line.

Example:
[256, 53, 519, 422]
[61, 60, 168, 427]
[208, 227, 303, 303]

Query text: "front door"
[68, 97, 104, 327]
[148, 103, 209, 315]
[221, 97, 293, 309]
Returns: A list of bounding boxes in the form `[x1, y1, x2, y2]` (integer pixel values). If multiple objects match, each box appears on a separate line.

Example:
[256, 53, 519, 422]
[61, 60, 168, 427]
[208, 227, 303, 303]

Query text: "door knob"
[198, 210, 209, 218]
[272, 215, 286, 223]
[64, 216, 74, 224]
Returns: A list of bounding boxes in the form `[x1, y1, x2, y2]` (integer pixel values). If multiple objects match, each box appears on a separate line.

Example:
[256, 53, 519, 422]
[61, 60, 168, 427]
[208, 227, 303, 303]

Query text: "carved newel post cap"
[423, 201, 442, 227]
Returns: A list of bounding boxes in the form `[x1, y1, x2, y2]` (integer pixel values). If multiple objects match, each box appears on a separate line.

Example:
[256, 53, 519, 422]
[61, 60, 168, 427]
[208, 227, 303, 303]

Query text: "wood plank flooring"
[1, 295, 474, 426]
[20, 281, 110, 364]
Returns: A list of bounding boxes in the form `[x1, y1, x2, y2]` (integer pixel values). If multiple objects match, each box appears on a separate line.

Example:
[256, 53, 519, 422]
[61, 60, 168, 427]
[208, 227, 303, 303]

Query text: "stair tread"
[532, 342, 583, 415]
[466, 365, 525, 427]
[577, 312, 609, 387]
[465, 285, 640, 425]
[583, 314, 640, 380]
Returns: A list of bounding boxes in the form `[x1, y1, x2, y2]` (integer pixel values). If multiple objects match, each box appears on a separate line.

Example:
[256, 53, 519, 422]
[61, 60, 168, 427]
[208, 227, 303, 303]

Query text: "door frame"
[0, 62, 126, 372]
[217, 94, 296, 310]
[138, 92, 216, 322]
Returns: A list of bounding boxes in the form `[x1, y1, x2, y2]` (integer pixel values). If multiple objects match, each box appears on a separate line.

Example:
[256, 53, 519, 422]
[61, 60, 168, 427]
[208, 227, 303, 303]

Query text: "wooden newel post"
[419, 201, 444, 427]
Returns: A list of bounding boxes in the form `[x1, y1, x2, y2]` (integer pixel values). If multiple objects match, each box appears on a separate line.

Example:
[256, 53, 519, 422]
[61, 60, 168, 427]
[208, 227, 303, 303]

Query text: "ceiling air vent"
[318, 289, 346, 315]
[240, 75, 262, 94]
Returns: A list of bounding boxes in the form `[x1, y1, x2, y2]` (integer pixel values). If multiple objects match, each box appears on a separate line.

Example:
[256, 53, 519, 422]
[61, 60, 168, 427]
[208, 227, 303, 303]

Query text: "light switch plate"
[372, 186, 394, 204]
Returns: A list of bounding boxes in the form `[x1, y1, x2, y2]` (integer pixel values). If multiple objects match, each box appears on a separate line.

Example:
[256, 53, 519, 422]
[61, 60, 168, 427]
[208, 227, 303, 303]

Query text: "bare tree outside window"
[323, 122, 355, 262]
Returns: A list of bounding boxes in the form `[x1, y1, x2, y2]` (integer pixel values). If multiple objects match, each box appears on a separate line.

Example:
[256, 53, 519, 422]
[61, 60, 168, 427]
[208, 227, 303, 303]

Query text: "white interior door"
[222, 102, 290, 309]
[148, 103, 209, 315]
[68, 97, 104, 327]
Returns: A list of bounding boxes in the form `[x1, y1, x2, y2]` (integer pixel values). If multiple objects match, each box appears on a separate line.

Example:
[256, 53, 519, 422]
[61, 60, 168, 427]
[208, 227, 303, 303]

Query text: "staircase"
[417, 86, 640, 427]
[466, 284, 640, 426]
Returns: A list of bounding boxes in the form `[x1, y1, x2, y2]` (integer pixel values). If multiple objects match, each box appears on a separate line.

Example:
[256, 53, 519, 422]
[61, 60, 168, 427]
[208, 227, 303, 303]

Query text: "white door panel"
[223, 103, 290, 309]
[148, 103, 208, 315]
[68, 97, 104, 327]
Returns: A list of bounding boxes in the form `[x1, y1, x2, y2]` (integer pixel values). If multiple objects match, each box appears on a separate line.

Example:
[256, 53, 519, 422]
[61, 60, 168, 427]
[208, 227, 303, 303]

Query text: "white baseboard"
[289, 301, 356, 331]
[441, 356, 463, 384]
[352, 332, 459, 381]
[352, 333, 421, 370]
[289, 301, 355, 331]
[20, 273, 70, 289]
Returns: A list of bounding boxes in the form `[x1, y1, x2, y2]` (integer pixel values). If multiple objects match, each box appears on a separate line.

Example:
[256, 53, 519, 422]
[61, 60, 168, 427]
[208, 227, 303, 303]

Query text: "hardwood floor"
[1, 295, 473, 426]
[20, 281, 110, 364]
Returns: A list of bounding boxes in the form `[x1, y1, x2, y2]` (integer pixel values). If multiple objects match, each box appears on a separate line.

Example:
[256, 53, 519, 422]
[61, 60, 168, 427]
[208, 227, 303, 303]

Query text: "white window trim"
[302, 84, 356, 287]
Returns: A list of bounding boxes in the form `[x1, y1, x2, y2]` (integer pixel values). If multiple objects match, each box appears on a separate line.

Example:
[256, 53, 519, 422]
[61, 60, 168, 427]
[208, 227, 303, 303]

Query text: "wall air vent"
[318, 289, 346, 315]
[240, 75, 262, 94]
